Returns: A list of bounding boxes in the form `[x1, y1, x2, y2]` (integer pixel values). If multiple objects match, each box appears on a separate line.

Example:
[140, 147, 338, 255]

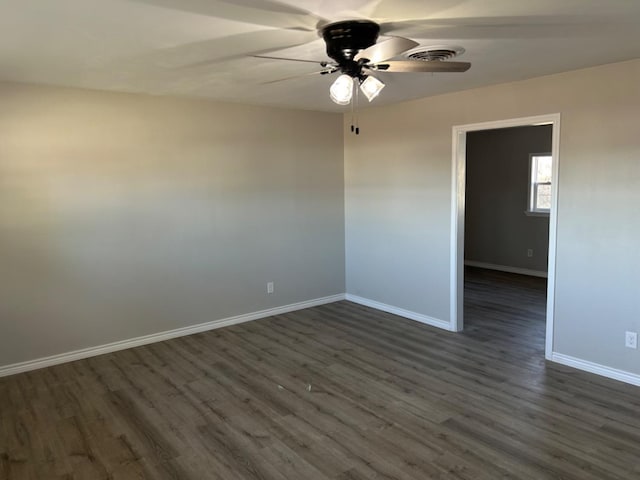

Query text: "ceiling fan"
[254, 19, 471, 106]
[131, 0, 597, 113]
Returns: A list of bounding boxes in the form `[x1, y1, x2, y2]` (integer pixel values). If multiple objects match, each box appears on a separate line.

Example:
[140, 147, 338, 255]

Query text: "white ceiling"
[1, 0, 639, 112]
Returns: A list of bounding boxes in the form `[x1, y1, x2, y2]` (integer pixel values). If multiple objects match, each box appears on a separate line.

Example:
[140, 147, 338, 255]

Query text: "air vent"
[403, 45, 465, 61]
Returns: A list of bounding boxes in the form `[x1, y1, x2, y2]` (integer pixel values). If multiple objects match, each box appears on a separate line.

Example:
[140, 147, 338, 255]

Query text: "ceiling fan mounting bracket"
[321, 20, 380, 71]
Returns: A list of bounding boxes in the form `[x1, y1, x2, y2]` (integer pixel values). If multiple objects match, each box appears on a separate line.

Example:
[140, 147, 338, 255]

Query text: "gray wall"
[0, 82, 345, 367]
[345, 59, 640, 376]
[465, 125, 552, 272]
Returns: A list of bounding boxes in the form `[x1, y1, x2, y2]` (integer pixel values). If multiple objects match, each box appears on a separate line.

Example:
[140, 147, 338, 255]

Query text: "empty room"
[1, 1, 639, 479]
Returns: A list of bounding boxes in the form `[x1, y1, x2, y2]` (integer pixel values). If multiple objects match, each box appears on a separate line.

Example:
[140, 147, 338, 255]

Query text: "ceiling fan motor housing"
[322, 20, 380, 76]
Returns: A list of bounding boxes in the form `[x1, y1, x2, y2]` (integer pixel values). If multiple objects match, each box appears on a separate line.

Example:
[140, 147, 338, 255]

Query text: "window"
[528, 154, 552, 214]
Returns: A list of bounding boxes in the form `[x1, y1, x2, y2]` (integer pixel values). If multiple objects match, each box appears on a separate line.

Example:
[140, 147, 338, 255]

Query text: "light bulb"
[329, 74, 354, 105]
[360, 75, 385, 102]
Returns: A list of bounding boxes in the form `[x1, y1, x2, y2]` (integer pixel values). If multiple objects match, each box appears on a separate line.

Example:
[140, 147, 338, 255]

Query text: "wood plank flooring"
[2, 267, 640, 479]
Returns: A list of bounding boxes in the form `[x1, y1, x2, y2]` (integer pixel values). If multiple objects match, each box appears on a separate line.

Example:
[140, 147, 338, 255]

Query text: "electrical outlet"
[625, 331, 637, 349]
[267, 282, 274, 294]
[527, 249, 533, 258]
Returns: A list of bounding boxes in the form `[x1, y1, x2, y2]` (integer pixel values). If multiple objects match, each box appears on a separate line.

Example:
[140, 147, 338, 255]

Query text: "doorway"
[450, 114, 561, 359]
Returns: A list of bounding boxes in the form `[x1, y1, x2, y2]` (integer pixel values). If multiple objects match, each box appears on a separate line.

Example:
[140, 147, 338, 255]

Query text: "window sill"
[524, 210, 550, 217]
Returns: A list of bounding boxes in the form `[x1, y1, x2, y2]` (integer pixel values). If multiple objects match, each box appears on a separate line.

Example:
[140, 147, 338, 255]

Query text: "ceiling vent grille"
[403, 45, 465, 61]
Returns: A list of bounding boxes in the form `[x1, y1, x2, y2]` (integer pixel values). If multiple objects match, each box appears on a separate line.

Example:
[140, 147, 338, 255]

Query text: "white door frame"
[450, 113, 561, 359]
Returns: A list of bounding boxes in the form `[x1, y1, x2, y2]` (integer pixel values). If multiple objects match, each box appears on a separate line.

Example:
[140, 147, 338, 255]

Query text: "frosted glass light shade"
[360, 75, 385, 102]
[330, 74, 354, 105]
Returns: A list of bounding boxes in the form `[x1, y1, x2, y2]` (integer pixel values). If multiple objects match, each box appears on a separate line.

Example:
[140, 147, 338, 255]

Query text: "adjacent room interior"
[463, 124, 553, 351]
[1, 1, 639, 478]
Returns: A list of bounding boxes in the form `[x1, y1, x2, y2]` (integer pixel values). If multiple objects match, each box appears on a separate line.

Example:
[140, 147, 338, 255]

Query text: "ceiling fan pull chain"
[350, 82, 355, 133]
[355, 84, 360, 135]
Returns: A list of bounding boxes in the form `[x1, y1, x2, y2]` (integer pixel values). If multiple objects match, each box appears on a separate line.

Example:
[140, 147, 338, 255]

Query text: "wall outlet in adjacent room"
[527, 248, 533, 257]
[625, 331, 637, 349]
[267, 282, 274, 294]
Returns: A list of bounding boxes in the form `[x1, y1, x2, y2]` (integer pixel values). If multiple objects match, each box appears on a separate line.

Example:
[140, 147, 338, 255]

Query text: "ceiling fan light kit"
[329, 74, 354, 105]
[329, 73, 385, 105]
[359, 75, 385, 102]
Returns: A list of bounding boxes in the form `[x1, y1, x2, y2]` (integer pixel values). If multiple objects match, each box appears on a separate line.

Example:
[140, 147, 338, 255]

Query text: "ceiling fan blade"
[130, 0, 326, 32]
[263, 68, 338, 85]
[252, 55, 334, 67]
[354, 36, 419, 63]
[130, 29, 316, 70]
[380, 15, 607, 40]
[370, 0, 465, 20]
[373, 60, 471, 73]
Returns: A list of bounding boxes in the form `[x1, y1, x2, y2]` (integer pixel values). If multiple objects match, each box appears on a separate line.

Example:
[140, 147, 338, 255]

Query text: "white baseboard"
[0, 294, 346, 378]
[464, 260, 548, 278]
[551, 352, 640, 387]
[345, 294, 454, 332]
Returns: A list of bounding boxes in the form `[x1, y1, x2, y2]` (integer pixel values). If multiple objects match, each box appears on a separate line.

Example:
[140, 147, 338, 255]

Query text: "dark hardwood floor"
[2, 268, 640, 479]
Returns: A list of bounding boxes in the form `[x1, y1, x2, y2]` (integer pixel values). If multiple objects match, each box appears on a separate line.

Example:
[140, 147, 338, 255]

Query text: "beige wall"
[0, 83, 345, 367]
[345, 59, 640, 375]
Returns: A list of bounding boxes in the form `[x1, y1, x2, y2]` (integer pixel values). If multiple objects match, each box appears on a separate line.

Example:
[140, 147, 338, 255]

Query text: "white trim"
[464, 261, 547, 278]
[546, 119, 561, 360]
[450, 128, 466, 332]
[345, 294, 454, 331]
[551, 353, 640, 387]
[451, 113, 561, 360]
[0, 294, 346, 378]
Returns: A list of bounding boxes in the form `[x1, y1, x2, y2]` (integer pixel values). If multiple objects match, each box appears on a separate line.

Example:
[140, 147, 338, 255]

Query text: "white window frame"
[527, 153, 552, 216]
